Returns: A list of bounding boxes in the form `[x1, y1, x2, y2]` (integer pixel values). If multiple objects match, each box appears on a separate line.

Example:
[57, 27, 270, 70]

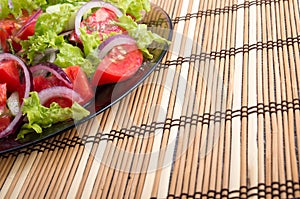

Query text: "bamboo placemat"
[1, 0, 300, 198]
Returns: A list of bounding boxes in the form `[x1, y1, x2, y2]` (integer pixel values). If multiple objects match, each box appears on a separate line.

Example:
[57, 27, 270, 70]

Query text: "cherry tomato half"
[92, 44, 143, 86]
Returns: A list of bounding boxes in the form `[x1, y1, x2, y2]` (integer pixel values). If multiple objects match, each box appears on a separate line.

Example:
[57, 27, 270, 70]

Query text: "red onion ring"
[38, 86, 83, 105]
[14, 9, 43, 37]
[0, 53, 32, 138]
[8, 0, 13, 9]
[75, 1, 123, 37]
[97, 34, 137, 59]
[30, 62, 73, 88]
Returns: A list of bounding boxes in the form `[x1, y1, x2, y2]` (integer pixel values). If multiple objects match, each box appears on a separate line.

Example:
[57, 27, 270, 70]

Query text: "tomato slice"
[92, 44, 143, 86]
[0, 60, 21, 93]
[33, 75, 70, 92]
[0, 84, 11, 131]
[0, 10, 41, 52]
[64, 66, 93, 104]
[0, 115, 11, 132]
[70, 7, 124, 42]
[43, 97, 73, 108]
[0, 19, 15, 52]
[33, 76, 74, 108]
[12, 10, 42, 52]
[0, 84, 7, 108]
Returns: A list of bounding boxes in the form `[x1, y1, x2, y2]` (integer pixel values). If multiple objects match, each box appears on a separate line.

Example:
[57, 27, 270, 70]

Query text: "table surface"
[1, 0, 300, 198]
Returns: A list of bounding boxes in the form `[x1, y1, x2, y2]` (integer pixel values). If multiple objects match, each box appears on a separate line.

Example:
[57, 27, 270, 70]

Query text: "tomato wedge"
[33, 75, 68, 92]
[43, 97, 73, 108]
[92, 44, 143, 86]
[64, 66, 94, 103]
[0, 19, 15, 52]
[0, 84, 7, 108]
[0, 115, 11, 132]
[33, 75, 74, 108]
[0, 60, 21, 93]
[0, 10, 41, 52]
[0, 84, 11, 132]
[71, 7, 124, 42]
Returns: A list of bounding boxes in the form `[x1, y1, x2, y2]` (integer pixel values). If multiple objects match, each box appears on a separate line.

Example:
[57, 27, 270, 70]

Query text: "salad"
[0, 0, 169, 140]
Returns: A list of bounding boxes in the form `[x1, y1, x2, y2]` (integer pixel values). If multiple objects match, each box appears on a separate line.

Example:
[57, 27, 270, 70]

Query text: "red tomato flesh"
[12, 10, 42, 52]
[0, 60, 21, 93]
[70, 7, 124, 42]
[33, 75, 69, 92]
[33, 75, 74, 107]
[0, 19, 15, 52]
[0, 83, 7, 108]
[64, 66, 94, 104]
[92, 44, 143, 86]
[0, 115, 11, 132]
[0, 10, 40, 52]
[43, 97, 73, 108]
[0, 84, 11, 132]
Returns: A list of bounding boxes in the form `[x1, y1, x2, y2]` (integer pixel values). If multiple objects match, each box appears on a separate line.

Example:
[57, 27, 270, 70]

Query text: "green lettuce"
[115, 15, 170, 59]
[106, 0, 150, 21]
[20, 3, 97, 76]
[21, 31, 65, 64]
[17, 92, 90, 139]
[0, 0, 47, 19]
[0, 0, 88, 19]
[36, 2, 85, 34]
[53, 42, 96, 77]
[79, 28, 101, 56]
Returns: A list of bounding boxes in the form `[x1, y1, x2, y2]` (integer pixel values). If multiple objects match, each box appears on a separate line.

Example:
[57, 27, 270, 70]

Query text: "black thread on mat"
[2, 98, 300, 157]
[163, 182, 300, 199]
[172, 0, 286, 24]
[156, 35, 300, 70]
[78, 98, 300, 146]
[0, 136, 85, 158]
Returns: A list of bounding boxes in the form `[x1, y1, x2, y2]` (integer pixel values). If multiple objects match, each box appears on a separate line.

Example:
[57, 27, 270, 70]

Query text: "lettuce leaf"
[115, 15, 170, 59]
[20, 3, 97, 76]
[106, 0, 150, 21]
[21, 31, 65, 64]
[79, 28, 101, 56]
[17, 92, 90, 139]
[0, 0, 47, 19]
[35, 3, 83, 35]
[53, 42, 96, 77]
[0, 0, 88, 19]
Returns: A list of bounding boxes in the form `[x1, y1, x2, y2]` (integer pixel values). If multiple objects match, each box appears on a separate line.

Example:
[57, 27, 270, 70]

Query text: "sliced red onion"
[8, 0, 13, 9]
[75, 1, 123, 37]
[0, 53, 32, 138]
[30, 62, 73, 88]
[38, 86, 83, 105]
[15, 9, 42, 37]
[7, 92, 20, 116]
[33, 48, 58, 65]
[97, 34, 136, 59]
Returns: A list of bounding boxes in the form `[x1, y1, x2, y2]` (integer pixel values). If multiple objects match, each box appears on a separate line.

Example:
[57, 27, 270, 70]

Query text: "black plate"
[0, 4, 173, 154]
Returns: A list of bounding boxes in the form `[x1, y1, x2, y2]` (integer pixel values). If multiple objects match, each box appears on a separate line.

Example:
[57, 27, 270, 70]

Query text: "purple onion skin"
[30, 62, 73, 87]
[98, 34, 136, 51]
[15, 9, 43, 37]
